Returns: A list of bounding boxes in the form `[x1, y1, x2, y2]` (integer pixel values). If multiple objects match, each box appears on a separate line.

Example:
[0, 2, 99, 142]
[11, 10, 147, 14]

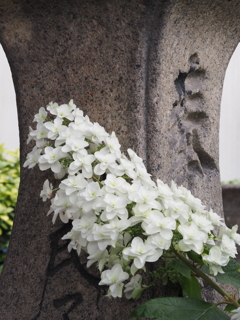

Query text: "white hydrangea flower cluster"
[24, 100, 240, 299]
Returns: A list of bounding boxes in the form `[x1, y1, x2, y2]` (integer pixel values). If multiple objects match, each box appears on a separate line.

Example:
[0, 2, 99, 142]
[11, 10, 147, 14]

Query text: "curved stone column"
[0, 0, 240, 319]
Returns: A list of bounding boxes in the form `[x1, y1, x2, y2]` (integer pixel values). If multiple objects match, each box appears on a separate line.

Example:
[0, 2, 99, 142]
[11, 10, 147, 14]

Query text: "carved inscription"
[53, 293, 83, 320]
[32, 223, 103, 320]
[173, 53, 217, 177]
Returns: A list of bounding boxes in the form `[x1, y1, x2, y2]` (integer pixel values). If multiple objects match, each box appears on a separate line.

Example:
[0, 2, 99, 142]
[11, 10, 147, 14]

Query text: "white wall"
[219, 43, 240, 181]
[0, 45, 19, 151]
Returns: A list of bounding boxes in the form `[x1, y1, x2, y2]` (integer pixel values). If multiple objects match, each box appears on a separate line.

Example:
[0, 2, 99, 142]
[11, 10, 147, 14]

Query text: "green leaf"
[224, 304, 237, 313]
[130, 297, 230, 319]
[187, 251, 204, 265]
[132, 287, 145, 300]
[180, 276, 202, 300]
[215, 259, 240, 288]
[168, 259, 191, 279]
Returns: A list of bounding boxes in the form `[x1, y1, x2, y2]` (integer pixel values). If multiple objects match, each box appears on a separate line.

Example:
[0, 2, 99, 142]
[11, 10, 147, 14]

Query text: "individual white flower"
[71, 107, 84, 119]
[46, 101, 59, 114]
[62, 135, 89, 153]
[35, 123, 49, 140]
[147, 233, 171, 250]
[59, 174, 88, 195]
[103, 217, 131, 234]
[72, 215, 97, 239]
[103, 132, 121, 158]
[55, 103, 74, 120]
[124, 274, 143, 299]
[231, 307, 240, 320]
[205, 246, 230, 267]
[127, 149, 145, 167]
[68, 150, 95, 177]
[171, 180, 184, 198]
[47, 190, 80, 223]
[178, 222, 207, 254]
[80, 181, 102, 202]
[55, 126, 80, 147]
[114, 156, 136, 177]
[69, 114, 92, 136]
[156, 179, 174, 209]
[90, 122, 109, 144]
[94, 149, 117, 175]
[208, 264, 225, 277]
[68, 99, 77, 110]
[220, 225, 240, 246]
[123, 237, 162, 269]
[33, 107, 48, 123]
[131, 163, 155, 187]
[127, 181, 144, 202]
[233, 233, 240, 246]
[207, 209, 224, 226]
[38, 146, 67, 173]
[44, 117, 65, 140]
[164, 199, 190, 224]
[104, 174, 129, 195]
[220, 234, 237, 258]
[87, 224, 120, 250]
[142, 210, 176, 240]
[219, 225, 232, 238]
[67, 194, 85, 214]
[27, 126, 35, 144]
[129, 185, 161, 212]
[100, 193, 129, 221]
[203, 246, 229, 275]
[99, 264, 129, 298]
[62, 230, 87, 255]
[23, 146, 42, 168]
[132, 204, 152, 221]
[80, 181, 103, 213]
[40, 179, 53, 201]
[28, 123, 48, 147]
[190, 212, 214, 233]
[54, 167, 67, 180]
[179, 185, 205, 212]
[87, 244, 109, 271]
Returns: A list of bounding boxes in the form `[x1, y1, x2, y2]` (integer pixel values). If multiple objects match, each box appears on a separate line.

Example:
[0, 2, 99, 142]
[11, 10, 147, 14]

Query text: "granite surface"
[0, 0, 240, 318]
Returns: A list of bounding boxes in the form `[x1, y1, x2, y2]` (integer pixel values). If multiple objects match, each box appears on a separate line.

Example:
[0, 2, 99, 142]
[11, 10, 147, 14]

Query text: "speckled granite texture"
[0, 0, 240, 319]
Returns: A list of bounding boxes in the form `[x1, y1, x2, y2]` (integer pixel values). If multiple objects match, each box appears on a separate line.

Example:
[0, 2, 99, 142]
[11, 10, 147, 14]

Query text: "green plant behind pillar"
[0, 144, 20, 273]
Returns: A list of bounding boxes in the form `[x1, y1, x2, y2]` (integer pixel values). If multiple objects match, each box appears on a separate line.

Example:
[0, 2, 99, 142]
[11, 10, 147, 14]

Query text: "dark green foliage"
[130, 297, 230, 319]
[0, 144, 19, 273]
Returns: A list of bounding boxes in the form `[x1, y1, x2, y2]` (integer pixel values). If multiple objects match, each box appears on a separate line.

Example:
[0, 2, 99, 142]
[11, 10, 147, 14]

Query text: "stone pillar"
[1, 0, 240, 319]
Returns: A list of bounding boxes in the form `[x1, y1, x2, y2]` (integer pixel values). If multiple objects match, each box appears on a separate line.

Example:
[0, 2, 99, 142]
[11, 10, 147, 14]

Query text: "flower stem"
[92, 174, 103, 187]
[174, 250, 240, 308]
